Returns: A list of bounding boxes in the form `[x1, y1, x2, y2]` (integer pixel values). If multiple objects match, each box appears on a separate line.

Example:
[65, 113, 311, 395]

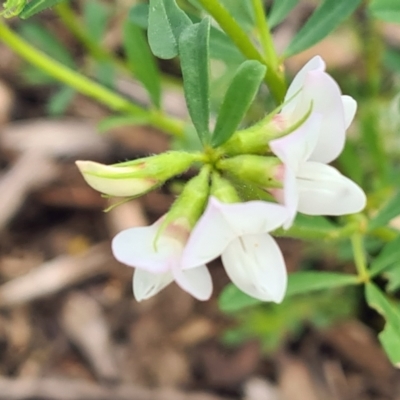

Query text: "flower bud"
[162, 166, 211, 230]
[217, 155, 283, 190]
[76, 151, 199, 197]
[220, 106, 312, 156]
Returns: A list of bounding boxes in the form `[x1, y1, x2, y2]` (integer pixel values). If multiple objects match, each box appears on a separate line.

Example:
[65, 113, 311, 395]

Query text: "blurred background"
[0, 0, 400, 399]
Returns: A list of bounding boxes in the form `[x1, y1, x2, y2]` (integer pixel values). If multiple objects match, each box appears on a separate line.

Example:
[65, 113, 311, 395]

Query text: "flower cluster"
[77, 56, 366, 303]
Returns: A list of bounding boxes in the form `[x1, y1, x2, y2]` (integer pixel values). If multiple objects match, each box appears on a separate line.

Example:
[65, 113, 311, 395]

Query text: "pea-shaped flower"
[112, 167, 213, 301]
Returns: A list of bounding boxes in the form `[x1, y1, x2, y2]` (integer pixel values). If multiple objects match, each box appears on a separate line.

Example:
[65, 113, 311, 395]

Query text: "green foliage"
[275, 214, 340, 241]
[369, 0, 400, 24]
[123, 20, 161, 108]
[269, 0, 300, 29]
[365, 283, 400, 366]
[83, 0, 111, 42]
[18, 22, 74, 67]
[47, 85, 75, 116]
[379, 324, 400, 367]
[219, 271, 359, 313]
[1, 0, 26, 17]
[148, 0, 192, 59]
[370, 234, 400, 276]
[97, 115, 151, 133]
[179, 18, 211, 144]
[285, 0, 363, 56]
[20, 0, 65, 18]
[129, 3, 149, 29]
[223, 289, 356, 351]
[369, 191, 400, 231]
[211, 60, 266, 147]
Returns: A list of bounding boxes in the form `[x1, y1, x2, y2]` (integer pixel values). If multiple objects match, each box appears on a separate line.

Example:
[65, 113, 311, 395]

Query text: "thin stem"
[351, 233, 369, 282]
[0, 21, 184, 137]
[250, 0, 279, 70]
[196, 0, 286, 103]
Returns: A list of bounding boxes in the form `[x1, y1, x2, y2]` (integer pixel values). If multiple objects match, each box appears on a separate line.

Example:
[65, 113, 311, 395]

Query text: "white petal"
[112, 219, 181, 273]
[282, 56, 326, 116]
[296, 162, 367, 215]
[289, 71, 346, 164]
[182, 198, 288, 269]
[173, 264, 213, 300]
[222, 234, 287, 303]
[342, 95, 357, 129]
[133, 269, 174, 301]
[270, 113, 322, 171]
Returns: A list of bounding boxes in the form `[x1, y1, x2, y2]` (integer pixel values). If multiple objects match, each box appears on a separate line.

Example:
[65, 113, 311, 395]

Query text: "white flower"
[182, 198, 288, 302]
[269, 56, 366, 228]
[112, 217, 212, 301]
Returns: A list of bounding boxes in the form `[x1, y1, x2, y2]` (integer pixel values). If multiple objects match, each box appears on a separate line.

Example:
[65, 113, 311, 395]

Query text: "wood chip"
[0, 151, 58, 230]
[61, 291, 119, 382]
[0, 377, 230, 400]
[0, 243, 114, 308]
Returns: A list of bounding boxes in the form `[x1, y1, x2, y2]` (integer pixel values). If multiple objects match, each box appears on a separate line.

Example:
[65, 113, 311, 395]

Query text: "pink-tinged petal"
[112, 219, 181, 273]
[282, 167, 299, 229]
[133, 269, 174, 301]
[182, 198, 289, 269]
[282, 56, 326, 116]
[296, 162, 367, 215]
[172, 264, 213, 301]
[222, 234, 287, 303]
[270, 113, 322, 171]
[294, 71, 346, 164]
[342, 95, 357, 129]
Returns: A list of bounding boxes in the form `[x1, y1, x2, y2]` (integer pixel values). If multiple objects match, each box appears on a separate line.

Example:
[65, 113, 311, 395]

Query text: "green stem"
[0, 21, 184, 137]
[250, 0, 279, 70]
[351, 233, 369, 282]
[196, 0, 285, 103]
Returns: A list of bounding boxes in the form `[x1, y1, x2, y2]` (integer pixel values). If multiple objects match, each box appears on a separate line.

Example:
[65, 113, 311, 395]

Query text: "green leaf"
[148, 0, 192, 59]
[219, 0, 255, 32]
[47, 86, 75, 116]
[285, 0, 363, 57]
[379, 323, 400, 367]
[18, 22, 75, 67]
[95, 61, 116, 89]
[123, 20, 161, 109]
[83, 0, 111, 42]
[20, 0, 65, 18]
[369, 0, 400, 24]
[286, 271, 359, 297]
[275, 214, 340, 241]
[219, 283, 262, 313]
[97, 115, 151, 133]
[209, 27, 244, 64]
[129, 3, 149, 29]
[1, 0, 27, 17]
[211, 60, 266, 147]
[370, 234, 400, 276]
[365, 282, 400, 334]
[369, 190, 400, 230]
[219, 271, 358, 313]
[269, 0, 300, 29]
[179, 18, 211, 143]
[386, 268, 400, 293]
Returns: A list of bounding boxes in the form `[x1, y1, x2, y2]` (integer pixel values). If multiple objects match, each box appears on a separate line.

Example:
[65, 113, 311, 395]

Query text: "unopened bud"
[76, 151, 199, 197]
